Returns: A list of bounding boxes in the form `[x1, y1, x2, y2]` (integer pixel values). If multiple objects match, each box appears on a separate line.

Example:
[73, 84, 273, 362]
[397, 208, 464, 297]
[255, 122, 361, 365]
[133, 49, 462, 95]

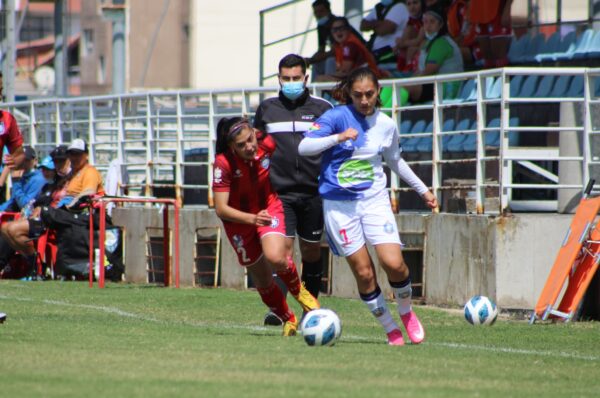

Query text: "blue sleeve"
[305, 108, 338, 138]
[0, 198, 14, 212]
[15, 171, 46, 209]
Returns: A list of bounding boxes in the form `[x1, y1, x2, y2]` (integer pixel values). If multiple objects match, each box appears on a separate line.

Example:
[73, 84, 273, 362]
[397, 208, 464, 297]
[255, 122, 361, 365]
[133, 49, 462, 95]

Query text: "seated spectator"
[402, 6, 464, 104]
[0, 146, 46, 214]
[361, 0, 410, 70]
[0, 147, 69, 277]
[447, 0, 480, 66]
[306, 0, 367, 81]
[1, 139, 103, 269]
[316, 17, 389, 82]
[393, 0, 425, 73]
[469, 0, 513, 68]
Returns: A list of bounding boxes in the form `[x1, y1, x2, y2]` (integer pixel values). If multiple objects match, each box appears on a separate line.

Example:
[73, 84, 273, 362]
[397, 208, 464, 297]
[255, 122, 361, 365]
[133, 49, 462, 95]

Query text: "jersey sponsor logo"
[336, 159, 375, 190]
[301, 114, 315, 120]
[213, 167, 223, 183]
[384, 221, 395, 234]
[232, 234, 244, 248]
[233, 169, 243, 178]
[260, 156, 270, 170]
[270, 216, 280, 228]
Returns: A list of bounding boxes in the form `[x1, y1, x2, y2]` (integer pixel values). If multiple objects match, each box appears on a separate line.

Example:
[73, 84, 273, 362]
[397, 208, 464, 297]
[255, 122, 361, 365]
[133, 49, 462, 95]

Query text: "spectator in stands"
[1, 139, 102, 265]
[447, 0, 480, 66]
[254, 54, 332, 326]
[212, 117, 320, 336]
[0, 155, 55, 276]
[298, 67, 438, 345]
[402, 5, 464, 103]
[306, 0, 366, 81]
[316, 17, 389, 82]
[0, 146, 46, 214]
[360, 0, 410, 70]
[393, 0, 424, 73]
[469, 0, 513, 68]
[0, 145, 70, 278]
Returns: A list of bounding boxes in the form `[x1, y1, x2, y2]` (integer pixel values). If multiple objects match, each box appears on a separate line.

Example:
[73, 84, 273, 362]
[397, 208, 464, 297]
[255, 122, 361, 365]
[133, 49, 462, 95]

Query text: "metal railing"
[3, 66, 598, 213]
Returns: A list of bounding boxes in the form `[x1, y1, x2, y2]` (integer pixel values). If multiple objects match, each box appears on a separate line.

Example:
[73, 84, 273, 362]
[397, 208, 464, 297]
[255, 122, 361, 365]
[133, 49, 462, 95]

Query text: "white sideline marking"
[1, 293, 598, 361]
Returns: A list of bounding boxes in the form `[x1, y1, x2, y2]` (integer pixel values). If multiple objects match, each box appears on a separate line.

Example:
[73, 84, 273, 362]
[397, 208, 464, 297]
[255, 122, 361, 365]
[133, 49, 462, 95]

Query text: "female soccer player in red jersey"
[212, 117, 320, 336]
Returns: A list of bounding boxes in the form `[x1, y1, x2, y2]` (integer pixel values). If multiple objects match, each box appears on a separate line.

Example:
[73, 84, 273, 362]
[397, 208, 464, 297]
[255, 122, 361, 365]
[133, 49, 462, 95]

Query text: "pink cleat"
[386, 329, 405, 346]
[400, 311, 425, 344]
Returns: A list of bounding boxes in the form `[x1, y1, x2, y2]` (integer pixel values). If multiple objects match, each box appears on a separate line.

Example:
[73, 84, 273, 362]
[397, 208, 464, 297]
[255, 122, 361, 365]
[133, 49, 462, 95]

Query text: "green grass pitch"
[1, 280, 599, 398]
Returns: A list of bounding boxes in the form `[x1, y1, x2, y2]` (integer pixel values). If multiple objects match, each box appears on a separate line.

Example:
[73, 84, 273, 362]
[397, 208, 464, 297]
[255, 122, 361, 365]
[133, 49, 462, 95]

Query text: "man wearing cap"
[60, 138, 104, 208]
[0, 146, 46, 213]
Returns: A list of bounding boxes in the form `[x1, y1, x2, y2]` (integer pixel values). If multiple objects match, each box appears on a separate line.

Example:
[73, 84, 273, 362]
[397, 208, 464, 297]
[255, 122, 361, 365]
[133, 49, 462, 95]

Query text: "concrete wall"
[111, 208, 574, 310]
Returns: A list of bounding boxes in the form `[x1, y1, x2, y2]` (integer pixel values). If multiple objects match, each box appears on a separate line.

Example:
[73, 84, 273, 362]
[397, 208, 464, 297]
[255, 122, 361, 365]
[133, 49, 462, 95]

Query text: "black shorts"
[278, 192, 323, 242]
[28, 217, 46, 239]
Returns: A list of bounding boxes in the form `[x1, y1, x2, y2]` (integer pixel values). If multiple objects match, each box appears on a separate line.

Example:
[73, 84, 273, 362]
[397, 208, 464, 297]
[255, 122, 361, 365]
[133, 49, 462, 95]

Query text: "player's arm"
[213, 191, 272, 226]
[4, 145, 25, 170]
[383, 131, 438, 209]
[298, 128, 358, 156]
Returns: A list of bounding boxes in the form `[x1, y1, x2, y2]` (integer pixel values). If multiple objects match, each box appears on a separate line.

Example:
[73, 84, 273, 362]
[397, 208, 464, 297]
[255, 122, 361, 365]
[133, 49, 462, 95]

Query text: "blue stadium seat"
[574, 29, 600, 59]
[400, 119, 427, 152]
[533, 75, 556, 97]
[549, 75, 572, 97]
[446, 119, 475, 152]
[518, 33, 546, 63]
[516, 75, 539, 97]
[462, 117, 520, 151]
[594, 78, 600, 97]
[566, 75, 584, 97]
[416, 119, 455, 152]
[509, 75, 525, 97]
[542, 31, 576, 62]
[486, 77, 502, 99]
[507, 34, 530, 64]
[444, 79, 476, 104]
[400, 119, 413, 135]
[555, 29, 594, 61]
[586, 30, 600, 58]
[534, 32, 561, 63]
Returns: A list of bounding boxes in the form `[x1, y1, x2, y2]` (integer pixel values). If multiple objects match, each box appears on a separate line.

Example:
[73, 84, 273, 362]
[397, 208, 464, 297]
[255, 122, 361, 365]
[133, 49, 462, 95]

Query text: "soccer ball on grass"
[464, 295, 498, 325]
[300, 309, 342, 346]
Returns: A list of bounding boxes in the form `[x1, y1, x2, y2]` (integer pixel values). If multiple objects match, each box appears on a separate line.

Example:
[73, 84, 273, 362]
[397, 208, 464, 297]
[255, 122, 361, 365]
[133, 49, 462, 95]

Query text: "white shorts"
[323, 191, 402, 257]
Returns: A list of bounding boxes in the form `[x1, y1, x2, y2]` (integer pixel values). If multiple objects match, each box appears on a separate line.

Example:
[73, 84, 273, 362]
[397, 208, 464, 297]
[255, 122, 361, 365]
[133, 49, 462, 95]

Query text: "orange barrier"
[530, 180, 600, 323]
[88, 196, 180, 289]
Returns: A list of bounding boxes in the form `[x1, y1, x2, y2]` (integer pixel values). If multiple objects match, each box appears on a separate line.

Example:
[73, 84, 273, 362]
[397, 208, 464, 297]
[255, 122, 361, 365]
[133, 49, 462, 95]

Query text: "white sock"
[391, 279, 412, 316]
[360, 287, 399, 333]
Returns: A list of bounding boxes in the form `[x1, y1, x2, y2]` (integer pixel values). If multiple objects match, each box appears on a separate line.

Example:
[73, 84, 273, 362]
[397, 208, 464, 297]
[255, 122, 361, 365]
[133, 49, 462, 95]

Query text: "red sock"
[256, 280, 294, 322]
[275, 257, 302, 296]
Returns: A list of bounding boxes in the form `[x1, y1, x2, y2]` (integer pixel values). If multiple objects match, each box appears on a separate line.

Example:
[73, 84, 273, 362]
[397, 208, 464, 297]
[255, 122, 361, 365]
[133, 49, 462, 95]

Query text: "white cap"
[67, 138, 88, 153]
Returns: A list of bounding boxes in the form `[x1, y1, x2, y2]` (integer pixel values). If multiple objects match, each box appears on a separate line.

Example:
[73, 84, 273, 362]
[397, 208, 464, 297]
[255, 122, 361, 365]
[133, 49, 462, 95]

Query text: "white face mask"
[425, 31, 437, 41]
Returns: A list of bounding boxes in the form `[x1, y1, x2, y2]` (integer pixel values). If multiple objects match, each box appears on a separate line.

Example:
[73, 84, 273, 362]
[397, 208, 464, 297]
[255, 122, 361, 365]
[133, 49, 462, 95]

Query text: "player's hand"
[337, 128, 358, 143]
[3, 153, 15, 168]
[255, 210, 272, 226]
[422, 191, 438, 210]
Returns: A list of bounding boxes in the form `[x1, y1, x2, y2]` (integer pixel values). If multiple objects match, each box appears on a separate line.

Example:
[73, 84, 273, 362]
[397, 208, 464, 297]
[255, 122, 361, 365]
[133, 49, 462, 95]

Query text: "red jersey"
[212, 132, 278, 215]
[0, 110, 24, 153]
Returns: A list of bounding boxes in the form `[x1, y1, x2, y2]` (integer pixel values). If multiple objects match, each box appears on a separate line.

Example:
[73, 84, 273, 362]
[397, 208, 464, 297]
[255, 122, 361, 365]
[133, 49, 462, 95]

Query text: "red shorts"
[223, 199, 286, 266]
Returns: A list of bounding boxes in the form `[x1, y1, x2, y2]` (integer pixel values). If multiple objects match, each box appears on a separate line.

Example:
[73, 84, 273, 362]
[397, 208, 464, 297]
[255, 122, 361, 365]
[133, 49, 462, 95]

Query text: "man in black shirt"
[254, 54, 333, 325]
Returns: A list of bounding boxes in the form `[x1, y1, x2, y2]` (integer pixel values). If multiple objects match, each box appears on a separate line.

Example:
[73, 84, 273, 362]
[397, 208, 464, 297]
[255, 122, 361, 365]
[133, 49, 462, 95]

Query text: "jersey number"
[237, 246, 250, 263]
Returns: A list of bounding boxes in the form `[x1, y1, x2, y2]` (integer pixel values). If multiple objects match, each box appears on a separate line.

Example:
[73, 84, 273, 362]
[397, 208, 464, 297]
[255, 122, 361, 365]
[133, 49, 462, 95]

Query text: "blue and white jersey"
[305, 105, 400, 201]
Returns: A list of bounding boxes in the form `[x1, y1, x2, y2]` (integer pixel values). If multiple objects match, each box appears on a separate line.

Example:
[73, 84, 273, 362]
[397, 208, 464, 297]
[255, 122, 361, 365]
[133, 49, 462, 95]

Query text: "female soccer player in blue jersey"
[298, 67, 438, 345]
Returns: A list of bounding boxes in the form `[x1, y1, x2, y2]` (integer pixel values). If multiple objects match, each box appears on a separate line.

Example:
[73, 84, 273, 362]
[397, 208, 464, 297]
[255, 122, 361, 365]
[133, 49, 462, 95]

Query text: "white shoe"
[0, 312, 6, 324]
